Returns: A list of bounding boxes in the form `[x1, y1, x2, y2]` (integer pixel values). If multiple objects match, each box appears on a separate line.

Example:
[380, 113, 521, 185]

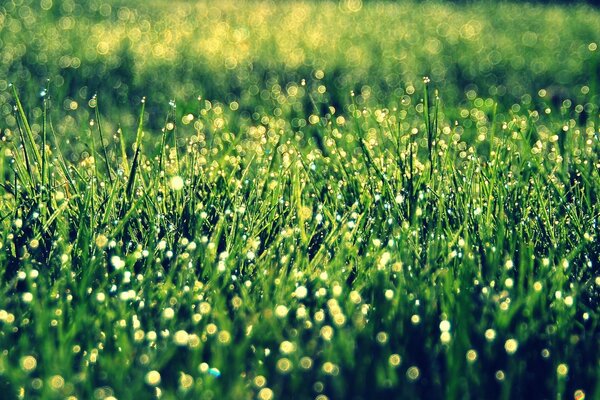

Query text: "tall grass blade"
[125, 98, 146, 202]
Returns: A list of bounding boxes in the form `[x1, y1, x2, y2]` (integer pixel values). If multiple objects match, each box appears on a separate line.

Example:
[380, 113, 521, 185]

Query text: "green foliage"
[0, 1, 599, 399]
[0, 77, 598, 399]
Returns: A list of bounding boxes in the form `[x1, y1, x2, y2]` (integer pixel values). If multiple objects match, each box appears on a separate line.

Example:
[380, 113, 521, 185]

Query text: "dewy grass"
[0, 81, 598, 399]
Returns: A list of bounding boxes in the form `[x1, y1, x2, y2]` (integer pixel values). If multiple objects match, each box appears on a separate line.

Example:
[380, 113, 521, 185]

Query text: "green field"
[0, 0, 599, 399]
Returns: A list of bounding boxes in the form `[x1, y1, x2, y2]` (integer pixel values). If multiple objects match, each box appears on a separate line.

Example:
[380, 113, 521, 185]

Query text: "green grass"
[1, 0, 600, 122]
[1, 77, 598, 399]
[1, 0, 599, 399]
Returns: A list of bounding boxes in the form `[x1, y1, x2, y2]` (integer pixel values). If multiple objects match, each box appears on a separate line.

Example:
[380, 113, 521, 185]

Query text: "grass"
[1, 77, 598, 399]
[1, 0, 599, 399]
[1, 0, 600, 121]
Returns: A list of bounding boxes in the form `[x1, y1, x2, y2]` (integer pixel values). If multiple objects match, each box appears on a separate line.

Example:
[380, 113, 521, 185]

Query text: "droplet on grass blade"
[145, 370, 161, 386]
[406, 366, 420, 381]
[169, 176, 184, 191]
[504, 339, 518, 355]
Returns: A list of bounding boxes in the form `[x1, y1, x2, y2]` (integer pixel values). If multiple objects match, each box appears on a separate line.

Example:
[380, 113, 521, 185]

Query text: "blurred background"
[1, 0, 599, 132]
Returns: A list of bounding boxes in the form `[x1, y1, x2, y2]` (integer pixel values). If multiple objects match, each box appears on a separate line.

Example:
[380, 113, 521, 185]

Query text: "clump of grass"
[0, 82, 598, 400]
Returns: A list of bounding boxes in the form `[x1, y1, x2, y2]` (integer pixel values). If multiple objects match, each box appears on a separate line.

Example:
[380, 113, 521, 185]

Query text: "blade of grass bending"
[14, 116, 34, 189]
[423, 78, 434, 177]
[42, 89, 48, 188]
[93, 96, 114, 185]
[126, 97, 146, 202]
[12, 101, 32, 182]
[12, 86, 43, 170]
[118, 127, 129, 175]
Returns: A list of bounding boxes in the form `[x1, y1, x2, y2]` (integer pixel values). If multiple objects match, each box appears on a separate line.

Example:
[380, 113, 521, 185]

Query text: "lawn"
[0, 1, 598, 399]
